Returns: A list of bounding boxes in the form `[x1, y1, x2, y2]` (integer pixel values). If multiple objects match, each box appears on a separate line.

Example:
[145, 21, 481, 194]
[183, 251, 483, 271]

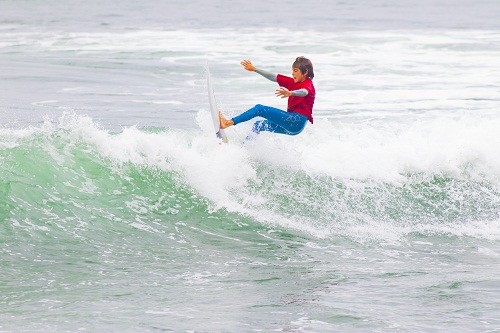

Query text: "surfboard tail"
[207, 63, 229, 144]
[216, 130, 229, 143]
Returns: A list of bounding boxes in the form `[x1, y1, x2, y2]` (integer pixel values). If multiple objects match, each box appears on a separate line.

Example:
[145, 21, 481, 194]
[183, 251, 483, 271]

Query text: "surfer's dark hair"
[293, 56, 314, 79]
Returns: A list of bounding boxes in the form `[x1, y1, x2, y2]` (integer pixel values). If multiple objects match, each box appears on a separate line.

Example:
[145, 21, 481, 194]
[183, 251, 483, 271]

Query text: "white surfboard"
[206, 65, 228, 143]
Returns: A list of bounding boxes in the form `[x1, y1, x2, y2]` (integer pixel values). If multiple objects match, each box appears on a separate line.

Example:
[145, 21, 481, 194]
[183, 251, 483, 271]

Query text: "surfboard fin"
[216, 131, 229, 143]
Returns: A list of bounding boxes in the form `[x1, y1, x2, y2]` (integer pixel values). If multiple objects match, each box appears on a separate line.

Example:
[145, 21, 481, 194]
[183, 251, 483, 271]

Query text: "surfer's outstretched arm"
[256, 68, 277, 82]
[241, 60, 277, 82]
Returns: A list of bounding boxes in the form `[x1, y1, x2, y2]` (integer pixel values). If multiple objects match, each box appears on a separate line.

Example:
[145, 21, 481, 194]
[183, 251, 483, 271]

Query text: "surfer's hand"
[241, 60, 256, 71]
[275, 87, 291, 98]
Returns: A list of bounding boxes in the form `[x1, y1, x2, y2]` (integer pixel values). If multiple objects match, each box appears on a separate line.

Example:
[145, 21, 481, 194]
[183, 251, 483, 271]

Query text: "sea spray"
[1, 112, 498, 241]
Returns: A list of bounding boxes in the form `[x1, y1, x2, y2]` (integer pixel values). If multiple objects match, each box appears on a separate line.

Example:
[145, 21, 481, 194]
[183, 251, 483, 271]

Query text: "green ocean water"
[1, 116, 499, 332]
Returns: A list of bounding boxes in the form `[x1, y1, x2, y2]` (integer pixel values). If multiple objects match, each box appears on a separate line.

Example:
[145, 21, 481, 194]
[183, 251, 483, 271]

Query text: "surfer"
[219, 57, 315, 136]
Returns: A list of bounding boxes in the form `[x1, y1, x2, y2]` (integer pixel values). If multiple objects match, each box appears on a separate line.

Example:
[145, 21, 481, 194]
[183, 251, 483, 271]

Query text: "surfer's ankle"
[220, 118, 233, 129]
[219, 113, 233, 129]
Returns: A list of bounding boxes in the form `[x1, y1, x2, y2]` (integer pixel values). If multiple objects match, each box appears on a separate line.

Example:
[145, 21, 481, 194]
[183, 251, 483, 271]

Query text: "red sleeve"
[304, 80, 314, 95]
[276, 74, 295, 90]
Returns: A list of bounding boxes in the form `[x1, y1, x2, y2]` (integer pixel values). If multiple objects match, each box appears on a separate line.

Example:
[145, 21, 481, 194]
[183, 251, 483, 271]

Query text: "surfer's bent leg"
[232, 104, 308, 135]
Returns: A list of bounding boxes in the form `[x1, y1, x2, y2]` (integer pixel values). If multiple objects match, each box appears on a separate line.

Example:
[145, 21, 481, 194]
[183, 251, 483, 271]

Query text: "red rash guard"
[277, 74, 315, 124]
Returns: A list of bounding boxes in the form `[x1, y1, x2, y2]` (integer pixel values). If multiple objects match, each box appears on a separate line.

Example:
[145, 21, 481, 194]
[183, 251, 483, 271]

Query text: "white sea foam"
[4, 111, 497, 240]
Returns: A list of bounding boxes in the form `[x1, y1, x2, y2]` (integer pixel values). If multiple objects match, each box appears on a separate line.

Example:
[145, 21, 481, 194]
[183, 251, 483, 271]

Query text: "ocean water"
[1, 1, 499, 332]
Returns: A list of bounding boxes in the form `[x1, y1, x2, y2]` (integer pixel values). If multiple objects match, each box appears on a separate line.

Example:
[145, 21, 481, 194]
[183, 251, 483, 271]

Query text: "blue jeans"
[231, 104, 308, 135]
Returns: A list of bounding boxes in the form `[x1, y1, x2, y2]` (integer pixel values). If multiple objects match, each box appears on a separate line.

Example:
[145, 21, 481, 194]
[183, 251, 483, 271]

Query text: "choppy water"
[1, 1, 499, 332]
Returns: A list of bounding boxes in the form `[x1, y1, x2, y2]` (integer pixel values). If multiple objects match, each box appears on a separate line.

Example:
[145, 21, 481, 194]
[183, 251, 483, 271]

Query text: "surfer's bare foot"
[219, 112, 234, 129]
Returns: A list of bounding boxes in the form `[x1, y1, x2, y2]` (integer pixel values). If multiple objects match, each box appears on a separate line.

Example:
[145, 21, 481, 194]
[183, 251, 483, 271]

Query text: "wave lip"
[1, 112, 499, 241]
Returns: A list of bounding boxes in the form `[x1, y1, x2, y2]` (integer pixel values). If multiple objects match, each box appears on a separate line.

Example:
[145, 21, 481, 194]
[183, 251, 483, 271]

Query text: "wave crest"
[0, 112, 498, 241]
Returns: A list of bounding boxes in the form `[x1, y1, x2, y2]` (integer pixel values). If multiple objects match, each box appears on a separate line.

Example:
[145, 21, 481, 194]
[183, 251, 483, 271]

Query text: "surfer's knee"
[253, 104, 265, 116]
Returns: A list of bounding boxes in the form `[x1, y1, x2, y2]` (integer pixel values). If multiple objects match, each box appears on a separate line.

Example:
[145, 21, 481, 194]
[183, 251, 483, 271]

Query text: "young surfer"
[219, 57, 315, 136]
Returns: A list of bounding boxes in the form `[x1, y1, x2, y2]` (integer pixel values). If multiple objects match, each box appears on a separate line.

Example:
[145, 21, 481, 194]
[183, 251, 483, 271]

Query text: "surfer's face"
[292, 67, 307, 83]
